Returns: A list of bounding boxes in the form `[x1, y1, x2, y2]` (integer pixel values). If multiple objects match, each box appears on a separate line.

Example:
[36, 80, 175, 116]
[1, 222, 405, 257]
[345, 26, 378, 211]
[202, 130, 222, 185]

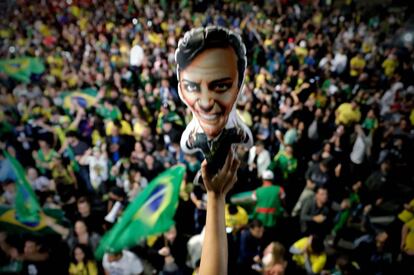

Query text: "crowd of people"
[1, 0, 414, 274]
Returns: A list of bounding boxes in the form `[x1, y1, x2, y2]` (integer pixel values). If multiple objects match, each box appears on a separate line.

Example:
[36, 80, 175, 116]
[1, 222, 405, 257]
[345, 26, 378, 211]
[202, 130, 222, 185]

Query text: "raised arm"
[199, 150, 240, 275]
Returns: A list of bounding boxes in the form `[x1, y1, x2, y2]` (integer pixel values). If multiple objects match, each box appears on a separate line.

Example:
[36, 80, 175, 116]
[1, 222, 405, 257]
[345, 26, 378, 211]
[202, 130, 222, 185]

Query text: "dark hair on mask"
[175, 26, 247, 88]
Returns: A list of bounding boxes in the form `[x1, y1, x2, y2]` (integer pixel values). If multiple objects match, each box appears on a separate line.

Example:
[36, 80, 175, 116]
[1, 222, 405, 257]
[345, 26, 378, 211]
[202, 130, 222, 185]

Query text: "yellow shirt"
[382, 58, 398, 78]
[292, 237, 327, 274]
[398, 198, 414, 223]
[335, 103, 361, 126]
[105, 120, 133, 136]
[295, 47, 308, 64]
[255, 73, 266, 89]
[350, 56, 366, 77]
[69, 261, 98, 275]
[404, 219, 414, 251]
[225, 205, 248, 229]
[133, 121, 149, 139]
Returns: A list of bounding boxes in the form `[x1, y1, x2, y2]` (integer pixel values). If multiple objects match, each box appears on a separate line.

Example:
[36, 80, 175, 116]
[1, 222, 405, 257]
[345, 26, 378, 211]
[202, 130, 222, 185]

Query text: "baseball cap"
[262, 170, 274, 180]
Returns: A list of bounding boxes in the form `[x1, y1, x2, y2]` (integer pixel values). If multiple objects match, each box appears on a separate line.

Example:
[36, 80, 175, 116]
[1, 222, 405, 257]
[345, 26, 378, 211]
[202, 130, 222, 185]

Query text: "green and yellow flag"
[0, 151, 68, 234]
[59, 88, 98, 110]
[2, 151, 41, 225]
[0, 57, 45, 83]
[95, 165, 185, 259]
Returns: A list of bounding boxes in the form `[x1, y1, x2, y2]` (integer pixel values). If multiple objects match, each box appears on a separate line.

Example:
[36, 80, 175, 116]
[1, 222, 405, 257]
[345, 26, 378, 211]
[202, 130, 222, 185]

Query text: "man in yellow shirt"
[350, 53, 366, 77]
[289, 235, 327, 274]
[335, 100, 361, 126]
[382, 54, 398, 78]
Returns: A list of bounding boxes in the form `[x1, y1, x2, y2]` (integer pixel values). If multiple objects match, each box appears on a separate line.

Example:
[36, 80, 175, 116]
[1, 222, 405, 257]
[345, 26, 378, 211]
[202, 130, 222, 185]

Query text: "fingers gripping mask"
[175, 26, 253, 174]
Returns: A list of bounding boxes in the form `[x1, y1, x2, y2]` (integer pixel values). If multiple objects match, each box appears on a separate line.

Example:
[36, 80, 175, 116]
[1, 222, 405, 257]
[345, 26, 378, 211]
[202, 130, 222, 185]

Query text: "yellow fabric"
[69, 261, 98, 275]
[237, 109, 253, 127]
[38, 23, 51, 36]
[53, 126, 67, 146]
[91, 130, 105, 147]
[106, 22, 115, 32]
[382, 58, 398, 78]
[146, 235, 159, 247]
[410, 109, 414, 126]
[255, 73, 266, 88]
[362, 42, 373, 53]
[0, 29, 11, 38]
[335, 103, 361, 126]
[398, 198, 414, 223]
[404, 219, 414, 251]
[69, 6, 81, 18]
[133, 121, 149, 139]
[295, 47, 308, 64]
[105, 120, 133, 136]
[225, 205, 248, 229]
[78, 17, 88, 32]
[350, 56, 366, 77]
[292, 237, 327, 274]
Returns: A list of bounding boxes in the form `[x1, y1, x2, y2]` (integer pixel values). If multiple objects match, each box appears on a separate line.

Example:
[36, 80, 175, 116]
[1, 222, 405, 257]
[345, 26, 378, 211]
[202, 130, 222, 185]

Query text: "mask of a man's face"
[179, 47, 239, 139]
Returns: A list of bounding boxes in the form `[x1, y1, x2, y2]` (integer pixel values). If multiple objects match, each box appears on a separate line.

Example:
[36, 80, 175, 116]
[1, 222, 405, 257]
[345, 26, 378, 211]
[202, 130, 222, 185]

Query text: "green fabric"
[95, 165, 185, 259]
[36, 149, 58, 174]
[253, 185, 283, 227]
[332, 209, 350, 234]
[0, 206, 67, 235]
[3, 151, 41, 224]
[0, 57, 45, 83]
[332, 192, 360, 234]
[270, 151, 297, 180]
[0, 260, 22, 273]
[362, 118, 378, 131]
[230, 191, 255, 216]
[97, 105, 122, 121]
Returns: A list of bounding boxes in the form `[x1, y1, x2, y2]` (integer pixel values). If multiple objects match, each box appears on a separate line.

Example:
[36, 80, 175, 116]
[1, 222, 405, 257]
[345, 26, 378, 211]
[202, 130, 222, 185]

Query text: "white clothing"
[103, 250, 143, 275]
[248, 146, 271, 178]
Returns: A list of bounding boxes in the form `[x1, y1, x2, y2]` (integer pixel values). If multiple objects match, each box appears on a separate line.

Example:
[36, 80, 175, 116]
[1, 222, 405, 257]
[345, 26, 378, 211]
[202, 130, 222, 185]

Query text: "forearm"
[200, 193, 227, 275]
[23, 252, 49, 261]
[304, 255, 314, 275]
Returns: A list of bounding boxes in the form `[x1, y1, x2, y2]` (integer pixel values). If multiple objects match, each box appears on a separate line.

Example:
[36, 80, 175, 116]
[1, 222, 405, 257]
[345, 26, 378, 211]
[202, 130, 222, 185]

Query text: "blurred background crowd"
[0, 0, 414, 274]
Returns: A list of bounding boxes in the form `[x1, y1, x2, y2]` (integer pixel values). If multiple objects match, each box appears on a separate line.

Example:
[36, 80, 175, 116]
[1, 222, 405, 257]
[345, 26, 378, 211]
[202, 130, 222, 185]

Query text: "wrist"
[207, 192, 226, 202]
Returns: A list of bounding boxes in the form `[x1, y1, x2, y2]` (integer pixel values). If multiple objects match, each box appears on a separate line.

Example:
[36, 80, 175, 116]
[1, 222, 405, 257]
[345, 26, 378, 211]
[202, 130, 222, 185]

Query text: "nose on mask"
[197, 98, 215, 112]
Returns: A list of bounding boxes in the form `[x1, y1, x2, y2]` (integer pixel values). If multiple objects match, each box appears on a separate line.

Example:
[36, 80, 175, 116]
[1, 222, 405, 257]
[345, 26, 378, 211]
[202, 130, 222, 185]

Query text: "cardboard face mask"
[175, 26, 253, 173]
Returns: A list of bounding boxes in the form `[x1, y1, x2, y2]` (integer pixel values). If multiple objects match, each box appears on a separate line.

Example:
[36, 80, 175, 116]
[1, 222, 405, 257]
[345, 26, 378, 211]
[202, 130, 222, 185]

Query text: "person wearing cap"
[251, 170, 286, 230]
[102, 249, 143, 275]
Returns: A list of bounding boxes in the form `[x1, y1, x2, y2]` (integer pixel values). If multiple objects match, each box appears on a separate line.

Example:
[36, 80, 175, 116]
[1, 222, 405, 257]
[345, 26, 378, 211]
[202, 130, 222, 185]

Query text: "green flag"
[0, 57, 45, 83]
[95, 165, 186, 259]
[3, 151, 41, 225]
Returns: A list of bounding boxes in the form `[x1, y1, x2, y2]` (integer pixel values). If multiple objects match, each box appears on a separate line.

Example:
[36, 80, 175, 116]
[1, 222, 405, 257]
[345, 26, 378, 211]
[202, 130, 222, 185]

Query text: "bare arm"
[199, 151, 240, 275]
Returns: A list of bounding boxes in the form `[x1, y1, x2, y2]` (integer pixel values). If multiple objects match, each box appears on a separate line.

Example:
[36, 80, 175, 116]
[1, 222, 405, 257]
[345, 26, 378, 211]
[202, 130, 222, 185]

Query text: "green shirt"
[253, 185, 284, 227]
[97, 105, 122, 121]
[271, 151, 298, 180]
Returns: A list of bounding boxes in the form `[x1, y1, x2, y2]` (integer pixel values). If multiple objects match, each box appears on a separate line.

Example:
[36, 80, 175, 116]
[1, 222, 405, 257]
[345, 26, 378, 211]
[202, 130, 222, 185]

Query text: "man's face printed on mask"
[179, 47, 239, 139]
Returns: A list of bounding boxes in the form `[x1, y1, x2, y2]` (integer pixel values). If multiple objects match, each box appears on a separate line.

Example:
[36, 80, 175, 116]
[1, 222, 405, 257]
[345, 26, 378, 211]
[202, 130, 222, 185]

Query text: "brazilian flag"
[95, 165, 185, 259]
[0, 207, 66, 235]
[60, 87, 98, 110]
[0, 57, 45, 83]
[0, 151, 67, 234]
[3, 151, 41, 224]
